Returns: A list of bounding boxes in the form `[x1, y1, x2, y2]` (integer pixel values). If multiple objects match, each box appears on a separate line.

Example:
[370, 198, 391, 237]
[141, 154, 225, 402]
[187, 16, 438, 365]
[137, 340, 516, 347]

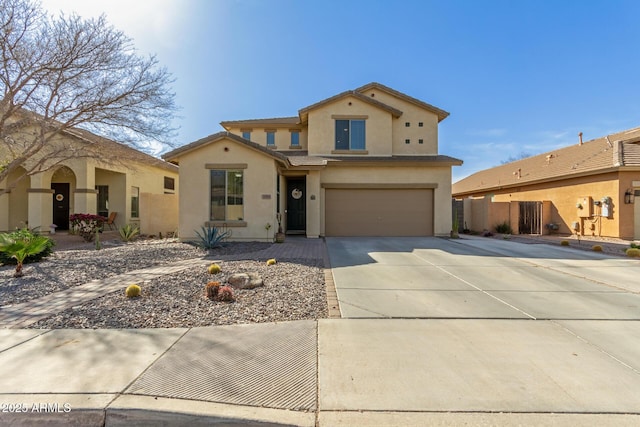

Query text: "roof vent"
[513, 168, 521, 179]
[546, 154, 554, 164]
[579, 132, 583, 146]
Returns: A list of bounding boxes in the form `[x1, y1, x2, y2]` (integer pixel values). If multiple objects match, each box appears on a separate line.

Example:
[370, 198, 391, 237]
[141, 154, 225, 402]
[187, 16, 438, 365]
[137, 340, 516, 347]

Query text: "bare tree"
[500, 151, 533, 165]
[0, 0, 177, 194]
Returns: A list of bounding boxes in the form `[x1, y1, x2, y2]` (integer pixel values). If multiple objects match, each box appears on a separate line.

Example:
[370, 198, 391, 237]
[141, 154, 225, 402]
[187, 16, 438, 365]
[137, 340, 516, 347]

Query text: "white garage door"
[325, 188, 434, 236]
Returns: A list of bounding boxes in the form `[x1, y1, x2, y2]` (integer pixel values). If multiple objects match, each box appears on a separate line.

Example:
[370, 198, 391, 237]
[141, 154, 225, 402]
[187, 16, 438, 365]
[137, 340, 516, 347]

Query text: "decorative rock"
[227, 272, 264, 289]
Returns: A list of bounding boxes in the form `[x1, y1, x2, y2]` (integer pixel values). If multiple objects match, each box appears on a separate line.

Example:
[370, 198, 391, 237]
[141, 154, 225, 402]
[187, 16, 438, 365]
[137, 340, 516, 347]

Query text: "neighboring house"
[0, 127, 179, 236]
[452, 127, 640, 240]
[163, 82, 462, 240]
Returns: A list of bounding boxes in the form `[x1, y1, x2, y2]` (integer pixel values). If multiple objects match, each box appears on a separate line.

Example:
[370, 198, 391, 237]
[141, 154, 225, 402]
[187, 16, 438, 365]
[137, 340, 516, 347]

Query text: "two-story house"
[163, 82, 462, 239]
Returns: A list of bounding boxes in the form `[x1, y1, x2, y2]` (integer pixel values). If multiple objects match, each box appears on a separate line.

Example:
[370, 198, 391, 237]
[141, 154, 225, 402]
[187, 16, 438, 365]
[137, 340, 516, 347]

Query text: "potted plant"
[275, 213, 285, 243]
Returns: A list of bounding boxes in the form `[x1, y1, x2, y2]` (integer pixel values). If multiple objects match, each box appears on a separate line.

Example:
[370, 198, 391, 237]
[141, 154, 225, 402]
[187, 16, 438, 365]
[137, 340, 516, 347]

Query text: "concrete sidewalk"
[3, 236, 640, 426]
[2, 319, 640, 426]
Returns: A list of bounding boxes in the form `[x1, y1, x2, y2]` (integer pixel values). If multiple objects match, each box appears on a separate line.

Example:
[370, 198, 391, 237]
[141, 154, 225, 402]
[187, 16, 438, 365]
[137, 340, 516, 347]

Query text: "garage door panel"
[325, 189, 433, 236]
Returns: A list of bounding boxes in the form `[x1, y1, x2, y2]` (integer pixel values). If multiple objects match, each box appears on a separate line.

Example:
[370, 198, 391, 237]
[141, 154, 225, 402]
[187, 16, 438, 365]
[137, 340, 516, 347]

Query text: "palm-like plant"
[0, 234, 52, 277]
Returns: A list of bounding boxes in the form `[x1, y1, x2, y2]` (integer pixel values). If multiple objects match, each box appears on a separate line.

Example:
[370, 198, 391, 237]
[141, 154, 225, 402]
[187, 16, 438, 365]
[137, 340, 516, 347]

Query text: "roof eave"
[453, 166, 622, 197]
[162, 131, 289, 166]
[354, 82, 450, 122]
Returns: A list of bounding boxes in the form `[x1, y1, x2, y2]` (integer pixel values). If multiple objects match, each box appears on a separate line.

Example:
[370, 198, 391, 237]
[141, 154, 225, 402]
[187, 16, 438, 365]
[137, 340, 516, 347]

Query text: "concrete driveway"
[326, 236, 640, 319]
[320, 236, 640, 423]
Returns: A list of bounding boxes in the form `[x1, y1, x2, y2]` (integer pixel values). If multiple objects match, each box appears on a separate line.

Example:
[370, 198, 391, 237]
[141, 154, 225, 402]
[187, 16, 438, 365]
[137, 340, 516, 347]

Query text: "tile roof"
[298, 90, 403, 121]
[63, 128, 178, 173]
[325, 155, 462, 165]
[8, 108, 178, 172]
[452, 127, 640, 196]
[162, 131, 289, 165]
[220, 117, 300, 130]
[355, 82, 450, 122]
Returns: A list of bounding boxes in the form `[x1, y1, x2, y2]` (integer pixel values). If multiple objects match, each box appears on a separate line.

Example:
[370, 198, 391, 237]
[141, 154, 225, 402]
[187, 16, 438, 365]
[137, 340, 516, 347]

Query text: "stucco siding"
[359, 88, 439, 155]
[307, 96, 393, 156]
[476, 173, 623, 237]
[226, 126, 308, 151]
[175, 137, 278, 241]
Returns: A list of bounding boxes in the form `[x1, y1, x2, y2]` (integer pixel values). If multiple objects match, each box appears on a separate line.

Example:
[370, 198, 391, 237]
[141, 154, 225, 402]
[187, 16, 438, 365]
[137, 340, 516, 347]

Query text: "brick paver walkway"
[0, 237, 340, 328]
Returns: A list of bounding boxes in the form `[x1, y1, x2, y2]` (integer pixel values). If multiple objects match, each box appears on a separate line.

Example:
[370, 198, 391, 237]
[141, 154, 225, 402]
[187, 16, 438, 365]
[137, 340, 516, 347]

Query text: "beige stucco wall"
[319, 164, 453, 236]
[227, 126, 308, 151]
[307, 95, 393, 156]
[306, 170, 321, 238]
[359, 88, 439, 155]
[0, 130, 179, 233]
[175, 137, 278, 241]
[463, 173, 626, 238]
[140, 193, 178, 236]
[616, 171, 639, 239]
[6, 167, 30, 230]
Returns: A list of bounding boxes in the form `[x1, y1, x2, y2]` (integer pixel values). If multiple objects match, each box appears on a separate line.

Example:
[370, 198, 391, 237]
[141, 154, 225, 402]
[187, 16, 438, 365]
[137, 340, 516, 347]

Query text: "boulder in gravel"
[227, 272, 264, 289]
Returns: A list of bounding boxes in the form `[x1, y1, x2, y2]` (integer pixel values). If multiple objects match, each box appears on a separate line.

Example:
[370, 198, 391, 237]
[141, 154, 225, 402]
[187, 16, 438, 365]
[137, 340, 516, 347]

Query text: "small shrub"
[0, 228, 54, 266]
[630, 243, 640, 249]
[266, 258, 277, 266]
[70, 213, 107, 242]
[125, 284, 141, 298]
[192, 226, 231, 249]
[0, 230, 53, 277]
[208, 263, 221, 274]
[560, 240, 570, 246]
[119, 224, 140, 242]
[592, 245, 603, 252]
[216, 285, 234, 302]
[626, 248, 640, 258]
[494, 221, 513, 234]
[206, 281, 221, 300]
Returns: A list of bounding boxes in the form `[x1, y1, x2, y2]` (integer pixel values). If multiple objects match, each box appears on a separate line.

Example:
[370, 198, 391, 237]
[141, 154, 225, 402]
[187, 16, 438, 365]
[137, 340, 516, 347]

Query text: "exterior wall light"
[625, 189, 634, 204]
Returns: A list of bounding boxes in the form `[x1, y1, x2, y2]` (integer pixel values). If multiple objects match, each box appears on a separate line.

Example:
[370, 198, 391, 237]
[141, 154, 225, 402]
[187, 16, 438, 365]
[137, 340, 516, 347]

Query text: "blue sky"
[40, 0, 640, 181]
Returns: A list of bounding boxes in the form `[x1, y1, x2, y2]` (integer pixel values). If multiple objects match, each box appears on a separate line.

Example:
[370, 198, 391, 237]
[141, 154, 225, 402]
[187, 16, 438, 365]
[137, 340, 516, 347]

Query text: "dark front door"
[51, 183, 70, 230]
[286, 177, 306, 233]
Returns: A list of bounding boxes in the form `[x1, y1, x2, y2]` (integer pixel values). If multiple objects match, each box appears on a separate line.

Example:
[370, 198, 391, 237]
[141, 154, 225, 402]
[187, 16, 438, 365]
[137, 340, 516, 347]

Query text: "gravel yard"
[0, 238, 328, 328]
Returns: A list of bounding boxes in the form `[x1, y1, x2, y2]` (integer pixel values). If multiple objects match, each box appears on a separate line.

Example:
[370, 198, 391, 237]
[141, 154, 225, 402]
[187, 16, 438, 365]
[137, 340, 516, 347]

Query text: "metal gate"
[452, 199, 464, 233]
[519, 201, 542, 234]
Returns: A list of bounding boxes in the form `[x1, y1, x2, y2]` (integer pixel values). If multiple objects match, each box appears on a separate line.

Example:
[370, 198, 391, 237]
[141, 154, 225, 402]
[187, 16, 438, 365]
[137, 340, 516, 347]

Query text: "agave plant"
[119, 224, 140, 242]
[192, 226, 231, 249]
[0, 233, 52, 277]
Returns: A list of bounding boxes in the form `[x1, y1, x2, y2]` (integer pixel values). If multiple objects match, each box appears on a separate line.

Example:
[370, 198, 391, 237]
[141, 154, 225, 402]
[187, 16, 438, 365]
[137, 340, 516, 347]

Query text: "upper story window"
[290, 131, 300, 147]
[242, 131, 251, 140]
[418, 122, 424, 127]
[164, 176, 175, 191]
[405, 122, 410, 127]
[335, 119, 366, 150]
[266, 131, 276, 147]
[210, 170, 243, 221]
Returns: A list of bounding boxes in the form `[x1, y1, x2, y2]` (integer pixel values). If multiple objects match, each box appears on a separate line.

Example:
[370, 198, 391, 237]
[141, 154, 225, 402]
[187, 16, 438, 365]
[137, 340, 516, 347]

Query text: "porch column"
[0, 176, 9, 231]
[27, 173, 53, 231]
[73, 163, 97, 214]
[0, 190, 8, 231]
[306, 170, 321, 238]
